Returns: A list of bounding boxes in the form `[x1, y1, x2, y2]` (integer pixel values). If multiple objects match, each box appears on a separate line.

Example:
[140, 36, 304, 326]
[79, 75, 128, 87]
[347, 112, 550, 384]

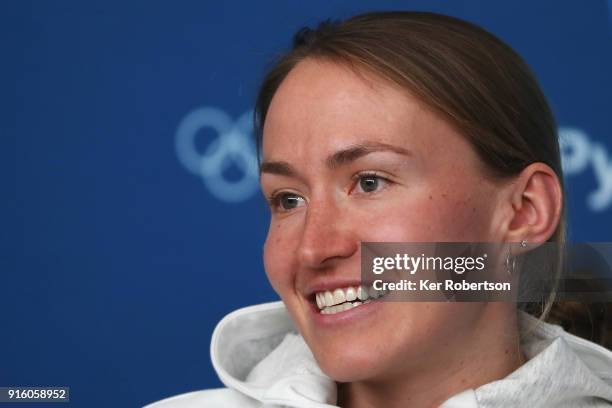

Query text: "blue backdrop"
[4, 1, 612, 406]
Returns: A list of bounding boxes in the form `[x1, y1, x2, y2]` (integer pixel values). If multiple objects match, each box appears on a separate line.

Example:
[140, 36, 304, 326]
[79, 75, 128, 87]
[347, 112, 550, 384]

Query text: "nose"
[297, 198, 359, 269]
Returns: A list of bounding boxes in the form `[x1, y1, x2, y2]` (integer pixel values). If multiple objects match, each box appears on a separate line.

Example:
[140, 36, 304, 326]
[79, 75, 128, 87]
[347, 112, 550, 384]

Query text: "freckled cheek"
[348, 202, 439, 241]
[439, 195, 493, 239]
[263, 225, 296, 295]
[352, 197, 484, 241]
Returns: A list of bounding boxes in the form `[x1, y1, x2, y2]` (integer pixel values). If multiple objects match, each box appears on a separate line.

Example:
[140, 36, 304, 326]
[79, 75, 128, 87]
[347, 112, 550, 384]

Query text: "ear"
[504, 162, 563, 244]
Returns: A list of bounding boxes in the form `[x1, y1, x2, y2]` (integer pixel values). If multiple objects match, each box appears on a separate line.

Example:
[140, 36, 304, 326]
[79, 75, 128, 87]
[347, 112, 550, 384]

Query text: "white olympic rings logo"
[175, 107, 259, 203]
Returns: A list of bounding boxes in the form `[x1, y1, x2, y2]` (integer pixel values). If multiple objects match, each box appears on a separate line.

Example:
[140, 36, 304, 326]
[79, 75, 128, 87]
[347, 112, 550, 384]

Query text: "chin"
[311, 338, 390, 382]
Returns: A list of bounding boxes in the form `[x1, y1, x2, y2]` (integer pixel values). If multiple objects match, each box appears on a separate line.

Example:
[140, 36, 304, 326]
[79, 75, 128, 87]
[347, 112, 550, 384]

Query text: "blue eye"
[355, 173, 388, 194]
[270, 192, 305, 211]
[359, 175, 379, 192]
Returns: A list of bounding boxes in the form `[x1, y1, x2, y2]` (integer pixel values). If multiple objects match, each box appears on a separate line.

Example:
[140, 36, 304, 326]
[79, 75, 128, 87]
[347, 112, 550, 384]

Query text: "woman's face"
[259, 59, 509, 382]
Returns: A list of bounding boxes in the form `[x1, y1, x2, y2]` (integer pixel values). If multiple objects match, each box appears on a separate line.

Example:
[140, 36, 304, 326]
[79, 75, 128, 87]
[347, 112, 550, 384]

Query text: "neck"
[337, 306, 525, 408]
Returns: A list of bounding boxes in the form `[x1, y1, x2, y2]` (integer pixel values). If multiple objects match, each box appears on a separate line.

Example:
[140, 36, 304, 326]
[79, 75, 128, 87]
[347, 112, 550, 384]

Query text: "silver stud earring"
[520, 240, 527, 248]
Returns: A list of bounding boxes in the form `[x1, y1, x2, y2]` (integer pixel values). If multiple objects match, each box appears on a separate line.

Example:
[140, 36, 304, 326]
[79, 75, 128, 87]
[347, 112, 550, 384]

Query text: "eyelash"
[266, 172, 392, 213]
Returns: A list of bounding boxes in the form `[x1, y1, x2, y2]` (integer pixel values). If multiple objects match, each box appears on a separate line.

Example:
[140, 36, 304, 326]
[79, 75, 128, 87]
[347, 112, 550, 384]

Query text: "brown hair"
[254, 11, 609, 347]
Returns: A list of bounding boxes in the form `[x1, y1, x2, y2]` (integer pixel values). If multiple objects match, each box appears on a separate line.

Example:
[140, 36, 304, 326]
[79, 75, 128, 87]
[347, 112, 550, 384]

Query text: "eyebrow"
[259, 141, 412, 177]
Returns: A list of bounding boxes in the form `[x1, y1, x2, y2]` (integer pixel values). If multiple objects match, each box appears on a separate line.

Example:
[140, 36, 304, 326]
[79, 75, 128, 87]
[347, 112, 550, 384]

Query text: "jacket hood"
[210, 301, 337, 407]
[210, 301, 612, 408]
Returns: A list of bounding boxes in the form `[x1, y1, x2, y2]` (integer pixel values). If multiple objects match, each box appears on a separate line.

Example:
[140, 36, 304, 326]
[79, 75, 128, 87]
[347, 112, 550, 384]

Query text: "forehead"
[261, 58, 432, 159]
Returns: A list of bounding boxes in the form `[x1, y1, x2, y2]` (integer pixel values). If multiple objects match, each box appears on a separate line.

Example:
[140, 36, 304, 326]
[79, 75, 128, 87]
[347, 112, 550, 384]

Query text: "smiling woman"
[145, 11, 612, 408]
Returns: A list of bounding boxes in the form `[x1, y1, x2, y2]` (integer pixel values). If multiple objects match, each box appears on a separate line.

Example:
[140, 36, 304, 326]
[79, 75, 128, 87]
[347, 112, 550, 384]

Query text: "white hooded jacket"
[145, 301, 612, 407]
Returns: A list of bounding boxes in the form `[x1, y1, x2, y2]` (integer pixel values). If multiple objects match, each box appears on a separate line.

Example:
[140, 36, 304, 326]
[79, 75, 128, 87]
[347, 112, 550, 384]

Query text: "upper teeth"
[315, 285, 386, 312]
